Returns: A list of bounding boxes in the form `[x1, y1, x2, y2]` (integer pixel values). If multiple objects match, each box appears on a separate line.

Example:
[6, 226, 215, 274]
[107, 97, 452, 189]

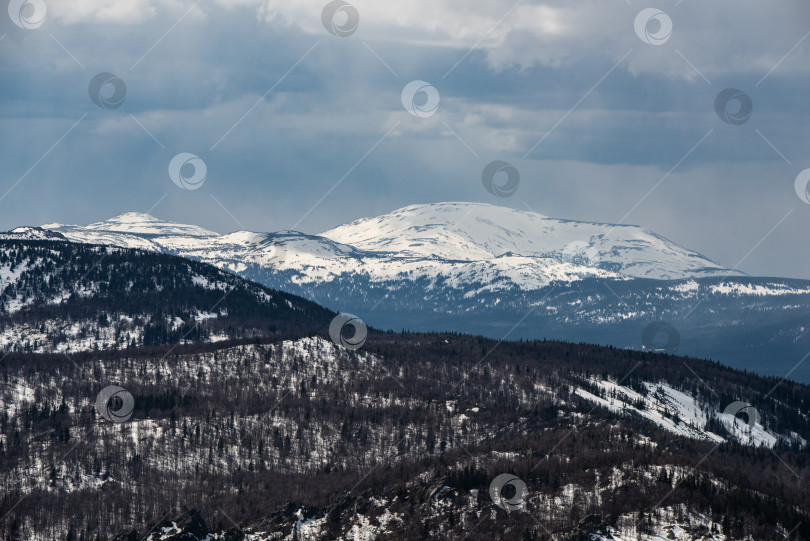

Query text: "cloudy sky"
[1, 0, 809, 278]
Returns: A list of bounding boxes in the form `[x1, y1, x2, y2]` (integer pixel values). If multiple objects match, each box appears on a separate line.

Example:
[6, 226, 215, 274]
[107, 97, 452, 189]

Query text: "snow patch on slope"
[575, 379, 789, 448]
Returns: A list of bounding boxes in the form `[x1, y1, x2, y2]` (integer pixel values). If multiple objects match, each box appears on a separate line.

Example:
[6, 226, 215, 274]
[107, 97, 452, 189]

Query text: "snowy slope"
[322, 202, 738, 280]
[45, 211, 218, 239]
[573, 379, 796, 448]
[40, 203, 741, 294]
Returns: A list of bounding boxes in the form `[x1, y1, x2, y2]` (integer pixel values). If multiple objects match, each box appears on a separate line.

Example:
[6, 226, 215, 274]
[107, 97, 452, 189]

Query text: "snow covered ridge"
[0, 226, 68, 241]
[320, 202, 741, 280]
[39, 202, 743, 292]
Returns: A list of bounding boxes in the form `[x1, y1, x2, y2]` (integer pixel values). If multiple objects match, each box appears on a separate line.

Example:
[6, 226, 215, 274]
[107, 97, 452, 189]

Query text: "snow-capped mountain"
[36, 203, 810, 381]
[320, 202, 740, 280]
[43, 203, 741, 288]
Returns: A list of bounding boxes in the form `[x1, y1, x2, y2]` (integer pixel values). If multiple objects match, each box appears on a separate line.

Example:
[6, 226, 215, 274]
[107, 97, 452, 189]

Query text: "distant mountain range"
[41, 202, 742, 284]
[33, 202, 810, 382]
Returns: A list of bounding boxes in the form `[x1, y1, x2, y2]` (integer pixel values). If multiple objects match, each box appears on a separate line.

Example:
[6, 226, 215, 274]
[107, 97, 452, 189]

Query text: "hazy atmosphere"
[2, 0, 810, 278]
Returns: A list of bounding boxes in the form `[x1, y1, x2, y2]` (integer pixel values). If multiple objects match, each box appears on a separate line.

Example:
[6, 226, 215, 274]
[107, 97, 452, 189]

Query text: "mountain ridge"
[39, 202, 744, 285]
[24, 202, 810, 381]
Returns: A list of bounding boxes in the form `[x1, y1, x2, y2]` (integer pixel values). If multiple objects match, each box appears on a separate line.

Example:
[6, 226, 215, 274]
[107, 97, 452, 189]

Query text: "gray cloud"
[0, 0, 808, 279]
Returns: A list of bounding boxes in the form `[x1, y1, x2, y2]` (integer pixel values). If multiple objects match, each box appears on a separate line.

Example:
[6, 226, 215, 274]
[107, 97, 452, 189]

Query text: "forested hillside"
[0, 237, 333, 353]
[0, 237, 808, 540]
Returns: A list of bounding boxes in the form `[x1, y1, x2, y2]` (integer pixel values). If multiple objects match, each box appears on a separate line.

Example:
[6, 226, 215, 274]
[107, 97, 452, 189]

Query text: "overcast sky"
[1, 0, 809, 278]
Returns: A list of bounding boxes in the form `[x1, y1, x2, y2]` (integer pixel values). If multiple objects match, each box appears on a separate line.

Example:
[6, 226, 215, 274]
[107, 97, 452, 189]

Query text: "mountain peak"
[393, 201, 549, 219]
[320, 201, 550, 260]
[318, 201, 740, 279]
[1, 226, 68, 241]
[105, 212, 161, 224]
[81, 213, 219, 238]
[344, 201, 551, 226]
